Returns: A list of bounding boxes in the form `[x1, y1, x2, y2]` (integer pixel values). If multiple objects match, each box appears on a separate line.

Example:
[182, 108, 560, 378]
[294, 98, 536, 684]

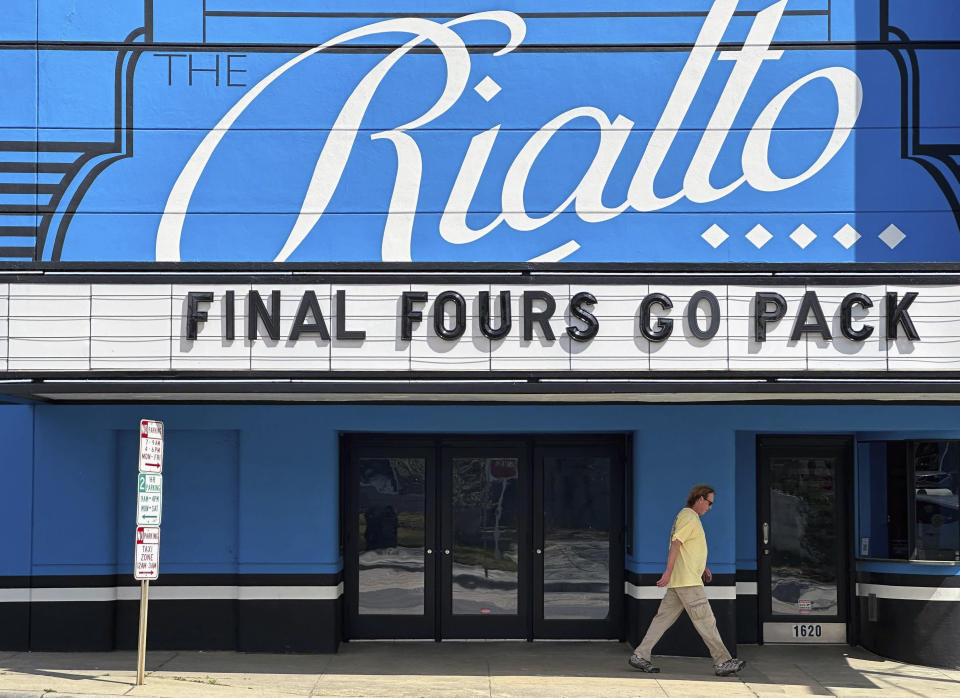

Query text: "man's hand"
[702, 567, 712, 584]
[656, 572, 671, 587]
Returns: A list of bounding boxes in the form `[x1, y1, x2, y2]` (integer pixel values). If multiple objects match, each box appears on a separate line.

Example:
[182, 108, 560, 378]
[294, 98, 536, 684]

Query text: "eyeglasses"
[704, 498, 714, 507]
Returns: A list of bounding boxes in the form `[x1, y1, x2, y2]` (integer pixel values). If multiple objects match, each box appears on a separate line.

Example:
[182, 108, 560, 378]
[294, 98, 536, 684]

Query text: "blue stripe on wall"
[9, 403, 960, 580]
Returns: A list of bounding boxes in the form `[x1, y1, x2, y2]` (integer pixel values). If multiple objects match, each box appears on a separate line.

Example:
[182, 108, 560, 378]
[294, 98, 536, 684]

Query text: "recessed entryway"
[341, 434, 626, 640]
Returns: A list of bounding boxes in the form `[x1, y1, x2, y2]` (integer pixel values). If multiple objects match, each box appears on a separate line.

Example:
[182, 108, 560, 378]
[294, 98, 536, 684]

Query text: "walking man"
[629, 484, 745, 677]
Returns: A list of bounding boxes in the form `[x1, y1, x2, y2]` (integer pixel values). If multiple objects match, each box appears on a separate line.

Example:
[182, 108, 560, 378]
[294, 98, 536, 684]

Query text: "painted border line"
[0, 583, 344, 603]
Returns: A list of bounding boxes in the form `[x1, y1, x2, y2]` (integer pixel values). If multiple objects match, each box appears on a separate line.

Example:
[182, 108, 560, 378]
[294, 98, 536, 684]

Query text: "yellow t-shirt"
[667, 507, 707, 588]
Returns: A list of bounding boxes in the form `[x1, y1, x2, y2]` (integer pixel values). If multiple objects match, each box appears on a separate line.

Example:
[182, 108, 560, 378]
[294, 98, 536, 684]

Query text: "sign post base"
[136, 579, 150, 685]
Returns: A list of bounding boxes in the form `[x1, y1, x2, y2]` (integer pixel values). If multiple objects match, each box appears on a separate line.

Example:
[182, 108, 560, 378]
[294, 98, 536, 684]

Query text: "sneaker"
[714, 658, 746, 676]
[628, 655, 661, 673]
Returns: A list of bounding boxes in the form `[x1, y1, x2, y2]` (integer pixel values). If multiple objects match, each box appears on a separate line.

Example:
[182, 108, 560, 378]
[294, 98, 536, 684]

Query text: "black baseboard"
[735, 570, 758, 644]
[0, 573, 343, 653]
[115, 600, 238, 651]
[238, 600, 340, 652]
[856, 572, 960, 669]
[30, 601, 116, 651]
[0, 603, 29, 651]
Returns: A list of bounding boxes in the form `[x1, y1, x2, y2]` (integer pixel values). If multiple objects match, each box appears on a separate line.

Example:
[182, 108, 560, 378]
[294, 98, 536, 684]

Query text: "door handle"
[762, 522, 769, 546]
[426, 548, 433, 555]
[444, 549, 451, 555]
[536, 548, 543, 555]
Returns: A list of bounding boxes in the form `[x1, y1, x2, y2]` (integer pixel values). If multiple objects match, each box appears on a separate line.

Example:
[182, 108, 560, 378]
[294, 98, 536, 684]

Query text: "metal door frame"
[342, 436, 438, 639]
[756, 435, 854, 644]
[342, 433, 627, 642]
[532, 438, 625, 639]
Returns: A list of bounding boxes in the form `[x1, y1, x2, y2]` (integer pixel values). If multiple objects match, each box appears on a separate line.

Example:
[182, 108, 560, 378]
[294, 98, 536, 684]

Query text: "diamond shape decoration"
[833, 224, 861, 249]
[701, 224, 729, 249]
[789, 224, 817, 249]
[473, 76, 501, 102]
[745, 224, 773, 249]
[879, 224, 906, 249]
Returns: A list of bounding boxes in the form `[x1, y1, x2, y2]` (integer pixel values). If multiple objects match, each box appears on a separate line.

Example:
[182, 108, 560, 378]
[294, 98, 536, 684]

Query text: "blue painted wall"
[1, 1, 958, 262]
[0, 405, 33, 576]
[7, 402, 960, 580]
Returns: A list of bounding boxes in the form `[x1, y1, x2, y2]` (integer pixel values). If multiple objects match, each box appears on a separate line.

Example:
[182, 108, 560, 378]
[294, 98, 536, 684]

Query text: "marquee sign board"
[0, 1, 958, 264]
[0, 280, 959, 374]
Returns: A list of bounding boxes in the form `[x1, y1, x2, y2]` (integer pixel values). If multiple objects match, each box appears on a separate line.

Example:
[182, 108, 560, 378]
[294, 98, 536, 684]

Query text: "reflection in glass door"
[344, 435, 625, 641]
[345, 441, 436, 639]
[535, 443, 623, 639]
[441, 444, 529, 638]
[758, 437, 850, 644]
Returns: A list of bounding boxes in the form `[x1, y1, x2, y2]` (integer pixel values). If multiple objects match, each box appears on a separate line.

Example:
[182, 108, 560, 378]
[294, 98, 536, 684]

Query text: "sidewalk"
[1, 642, 959, 698]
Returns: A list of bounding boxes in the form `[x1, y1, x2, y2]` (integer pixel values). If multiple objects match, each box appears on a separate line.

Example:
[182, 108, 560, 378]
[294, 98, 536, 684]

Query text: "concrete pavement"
[1, 642, 959, 697]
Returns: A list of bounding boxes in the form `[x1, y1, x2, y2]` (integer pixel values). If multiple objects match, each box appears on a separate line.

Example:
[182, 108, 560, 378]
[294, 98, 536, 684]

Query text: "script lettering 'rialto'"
[156, 0, 863, 264]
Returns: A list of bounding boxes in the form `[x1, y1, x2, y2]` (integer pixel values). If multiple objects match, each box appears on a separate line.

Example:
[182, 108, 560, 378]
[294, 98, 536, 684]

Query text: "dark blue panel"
[32, 408, 118, 575]
[116, 429, 239, 575]
[238, 421, 339, 574]
[0, 406, 33, 576]
[734, 431, 756, 572]
[889, 0, 960, 41]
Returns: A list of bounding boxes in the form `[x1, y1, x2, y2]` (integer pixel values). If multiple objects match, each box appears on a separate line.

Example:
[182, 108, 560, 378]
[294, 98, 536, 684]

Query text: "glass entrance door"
[344, 440, 436, 639]
[343, 435, 625, 641]
[439, 442, 529, 638]
[533, 442, 624, 639]
[758, 436, 851, 644]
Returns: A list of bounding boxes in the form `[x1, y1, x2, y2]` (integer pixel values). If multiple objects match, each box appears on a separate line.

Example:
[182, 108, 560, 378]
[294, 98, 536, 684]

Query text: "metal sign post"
[136, 579, 150, 684]
[135, 419, 163, 686]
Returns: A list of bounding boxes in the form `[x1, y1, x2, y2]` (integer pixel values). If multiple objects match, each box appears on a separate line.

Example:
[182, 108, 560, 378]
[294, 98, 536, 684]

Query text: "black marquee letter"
[401, 291, 427, 341]
[224, 290, 235, 340]
[886, 292, 920, 340]
[840, 293, 874, 341]
[639, 293, 673, 342]
[433, 291, 466, 340]
[186, 291, 213, 340]
[335, 290, 366, 340]
[566, 291, 599, 341]
[755, 292, 787, 342]
[686, 290, 720, 340]
[480, 291, 511, 340]
[289, 290, 330, 341]
[790, 291, 832, 341]
[247, 290, 281, 340]
[523, 291, 556, 341]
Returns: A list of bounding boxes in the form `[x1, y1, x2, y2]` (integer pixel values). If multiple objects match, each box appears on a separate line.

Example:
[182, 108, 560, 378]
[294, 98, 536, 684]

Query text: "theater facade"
[1, 0, 959, 669]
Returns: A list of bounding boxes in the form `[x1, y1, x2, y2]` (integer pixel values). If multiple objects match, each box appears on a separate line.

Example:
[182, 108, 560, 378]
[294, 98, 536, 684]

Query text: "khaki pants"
[634, 585, 732, 665]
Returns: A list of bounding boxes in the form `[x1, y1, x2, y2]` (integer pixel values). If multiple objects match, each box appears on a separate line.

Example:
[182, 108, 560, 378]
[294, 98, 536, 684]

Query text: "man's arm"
[656, 539, 682, 587]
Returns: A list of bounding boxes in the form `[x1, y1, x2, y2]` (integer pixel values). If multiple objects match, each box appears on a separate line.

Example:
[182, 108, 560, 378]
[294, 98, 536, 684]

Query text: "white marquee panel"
[7, 283, 91, 370]
[90, 284, 173, 369]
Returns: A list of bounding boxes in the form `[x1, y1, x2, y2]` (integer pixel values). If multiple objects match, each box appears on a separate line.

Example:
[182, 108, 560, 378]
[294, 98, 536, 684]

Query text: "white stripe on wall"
[624, 582, 736, 601]
[856, 583, 960, 602]
[736, 581, 757, 596]
[0, 584, 344, 603]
